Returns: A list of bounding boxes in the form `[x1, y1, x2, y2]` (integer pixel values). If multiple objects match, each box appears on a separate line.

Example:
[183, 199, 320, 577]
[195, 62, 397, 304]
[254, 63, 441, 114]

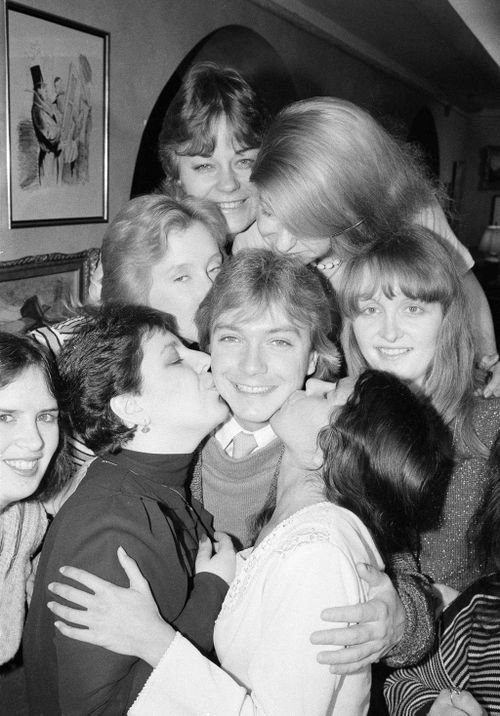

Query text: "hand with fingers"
[429, 688, 487, 716]
[195, 531, 236, 585]
[310, 562, 405, 673]
[479, 356, 500, 398]
[47, 546, 174, 667]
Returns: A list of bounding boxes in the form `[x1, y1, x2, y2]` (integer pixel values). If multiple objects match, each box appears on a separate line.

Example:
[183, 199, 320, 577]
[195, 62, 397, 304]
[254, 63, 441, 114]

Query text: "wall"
[0, 0, 475, 261]
[461, 110, 500, 246]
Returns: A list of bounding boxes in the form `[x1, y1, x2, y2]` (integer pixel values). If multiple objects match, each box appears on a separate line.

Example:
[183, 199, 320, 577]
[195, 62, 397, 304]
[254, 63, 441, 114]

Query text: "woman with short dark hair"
[23, 304, 234, 715]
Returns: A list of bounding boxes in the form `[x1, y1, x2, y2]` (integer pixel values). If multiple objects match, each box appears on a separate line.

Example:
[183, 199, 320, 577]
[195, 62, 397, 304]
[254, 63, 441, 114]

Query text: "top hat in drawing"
[30, 65, 44, 88]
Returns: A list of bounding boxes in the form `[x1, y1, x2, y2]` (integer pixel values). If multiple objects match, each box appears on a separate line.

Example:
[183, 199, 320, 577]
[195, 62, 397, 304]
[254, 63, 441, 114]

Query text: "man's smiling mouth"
[232, 382, 275, 395]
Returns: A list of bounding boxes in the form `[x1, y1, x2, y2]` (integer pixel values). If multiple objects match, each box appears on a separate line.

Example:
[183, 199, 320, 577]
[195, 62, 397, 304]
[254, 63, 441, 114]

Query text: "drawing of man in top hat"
[30, 64, 62, 184]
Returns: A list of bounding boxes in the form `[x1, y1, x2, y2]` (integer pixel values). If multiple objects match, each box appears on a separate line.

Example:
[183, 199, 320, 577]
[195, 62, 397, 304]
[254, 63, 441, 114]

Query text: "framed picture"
[0, 248, 100, 330]
[6, 3, 109, 227]
[491, 195, 500, 226]
[481, 146, 500, 190]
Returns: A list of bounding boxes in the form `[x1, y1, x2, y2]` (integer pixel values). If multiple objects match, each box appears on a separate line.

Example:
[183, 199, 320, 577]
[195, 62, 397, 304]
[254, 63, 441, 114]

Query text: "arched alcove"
[130, 26, 298, 197]
[407, 107, 440, 180]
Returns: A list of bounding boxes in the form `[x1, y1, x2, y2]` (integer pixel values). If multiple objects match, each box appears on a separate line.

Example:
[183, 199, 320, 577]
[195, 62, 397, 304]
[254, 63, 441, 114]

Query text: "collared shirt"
[215, 416, 277, 457]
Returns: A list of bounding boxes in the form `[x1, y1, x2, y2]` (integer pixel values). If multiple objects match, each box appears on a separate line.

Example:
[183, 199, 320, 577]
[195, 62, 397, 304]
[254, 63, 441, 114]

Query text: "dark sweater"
[24, 449, 228, 716]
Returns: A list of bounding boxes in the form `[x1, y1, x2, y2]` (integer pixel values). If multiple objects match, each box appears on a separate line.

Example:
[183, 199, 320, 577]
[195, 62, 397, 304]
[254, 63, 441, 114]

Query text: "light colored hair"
[158, 61, 269, 194]
[337, 224, 486, 458]
[251, 97, 436, 252]
[101, 194, 227, 305]
[196, 249, 340, 380]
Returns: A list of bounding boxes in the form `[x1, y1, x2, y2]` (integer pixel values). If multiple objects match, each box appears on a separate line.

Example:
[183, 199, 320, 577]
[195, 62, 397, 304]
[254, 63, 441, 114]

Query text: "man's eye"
[174, 275, 190, 283]
[0, 413, 14, 423]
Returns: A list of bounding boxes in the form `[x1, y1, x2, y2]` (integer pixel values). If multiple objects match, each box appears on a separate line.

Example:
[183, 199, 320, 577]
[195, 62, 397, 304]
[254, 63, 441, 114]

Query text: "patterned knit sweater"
[0, 500, 47, 665]
[191, 436, 283, 549]
[419, 396, 500, 591]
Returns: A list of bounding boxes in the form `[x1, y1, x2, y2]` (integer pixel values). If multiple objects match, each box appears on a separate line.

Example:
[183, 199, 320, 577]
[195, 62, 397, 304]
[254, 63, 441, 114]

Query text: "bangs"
[175, 113, 262, 159]
[340, 250, 456, 317]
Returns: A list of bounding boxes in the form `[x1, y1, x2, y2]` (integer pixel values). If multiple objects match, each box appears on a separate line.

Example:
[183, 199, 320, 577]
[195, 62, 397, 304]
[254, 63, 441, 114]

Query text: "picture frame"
[491, 195, 500, 226]
[6, 3, 109, 227]
[0, 248, 100, 330]
[481, 146, 500, 190]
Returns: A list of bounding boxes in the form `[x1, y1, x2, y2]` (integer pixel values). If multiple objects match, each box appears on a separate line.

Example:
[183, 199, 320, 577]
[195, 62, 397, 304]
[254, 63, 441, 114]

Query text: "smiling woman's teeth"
[378, 347, 410, 356]
[5, 459, 38, 470]
[218, 200, 244, 210]
[235, 384, 272, 394]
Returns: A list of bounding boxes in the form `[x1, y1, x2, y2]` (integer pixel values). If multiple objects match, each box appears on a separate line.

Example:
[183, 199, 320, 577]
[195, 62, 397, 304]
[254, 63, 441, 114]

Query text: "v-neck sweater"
[24, 449, 227, 716]
[194, 436, 284, 549]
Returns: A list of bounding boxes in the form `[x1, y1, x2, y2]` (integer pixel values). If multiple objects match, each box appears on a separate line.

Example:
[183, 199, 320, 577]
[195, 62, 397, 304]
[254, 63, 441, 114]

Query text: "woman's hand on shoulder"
[195, 531, 236, 586]
[47, 546, 174, 667]
[477, 354, 500, 398]
[310, 563, 405, 673]
[429, 689, 487, 716]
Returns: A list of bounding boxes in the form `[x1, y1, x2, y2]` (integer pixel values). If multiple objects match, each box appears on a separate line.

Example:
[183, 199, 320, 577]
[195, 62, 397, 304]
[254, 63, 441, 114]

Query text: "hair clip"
[330, 218, 365, 240]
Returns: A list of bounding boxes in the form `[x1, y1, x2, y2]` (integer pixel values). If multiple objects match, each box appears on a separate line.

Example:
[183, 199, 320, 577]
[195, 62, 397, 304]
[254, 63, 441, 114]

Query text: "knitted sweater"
[0, 500, 47, 665]
[192, 436, 283, 549]
[419, 396, 500, 591]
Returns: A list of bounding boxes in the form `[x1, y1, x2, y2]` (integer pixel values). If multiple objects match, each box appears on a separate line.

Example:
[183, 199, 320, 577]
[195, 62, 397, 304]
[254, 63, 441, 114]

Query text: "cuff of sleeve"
[194, 571, 229, 601]
[384, 573, 437, 667]
[128, 632, 183, 715]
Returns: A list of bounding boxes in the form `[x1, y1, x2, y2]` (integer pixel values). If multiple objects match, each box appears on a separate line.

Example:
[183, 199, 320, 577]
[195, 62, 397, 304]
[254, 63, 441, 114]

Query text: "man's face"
[209, 304, 318, 431]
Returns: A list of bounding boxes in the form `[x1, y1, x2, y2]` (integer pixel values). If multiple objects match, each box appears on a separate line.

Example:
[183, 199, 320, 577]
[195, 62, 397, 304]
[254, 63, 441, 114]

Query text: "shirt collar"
[215, 415, 277, 453]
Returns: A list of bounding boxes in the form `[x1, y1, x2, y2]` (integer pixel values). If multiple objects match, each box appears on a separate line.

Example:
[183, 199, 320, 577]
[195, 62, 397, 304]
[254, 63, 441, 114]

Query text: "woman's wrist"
[139, 617, 176, 667]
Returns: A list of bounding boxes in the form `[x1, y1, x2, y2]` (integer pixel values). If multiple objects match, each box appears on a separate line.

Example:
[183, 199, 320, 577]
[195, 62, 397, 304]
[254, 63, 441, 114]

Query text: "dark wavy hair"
[0, 332, 70, 500]
[158, 61, 270, 193]
[319, 370, 454, 558]
[58, 304, 178, 454]
[196, 249, 340, 380]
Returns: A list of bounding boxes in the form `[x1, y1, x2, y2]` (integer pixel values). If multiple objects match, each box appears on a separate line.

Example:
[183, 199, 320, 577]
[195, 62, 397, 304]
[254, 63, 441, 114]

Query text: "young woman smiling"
[158, 61, 269, 241]
[0, 332, 68, 667]
[336, 225, 500, 593]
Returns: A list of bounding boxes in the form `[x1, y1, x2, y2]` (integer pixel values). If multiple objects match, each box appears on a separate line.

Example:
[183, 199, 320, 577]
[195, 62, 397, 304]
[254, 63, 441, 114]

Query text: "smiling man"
[193, 249, 340, 548]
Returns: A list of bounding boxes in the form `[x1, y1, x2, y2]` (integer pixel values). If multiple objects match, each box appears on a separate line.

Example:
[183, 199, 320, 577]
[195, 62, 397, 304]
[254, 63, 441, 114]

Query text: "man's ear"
[110, 394, 144, 428]
[306, 350, 319, 377]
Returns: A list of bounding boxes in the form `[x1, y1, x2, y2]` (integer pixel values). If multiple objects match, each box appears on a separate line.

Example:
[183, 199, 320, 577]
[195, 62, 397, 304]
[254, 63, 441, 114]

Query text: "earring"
[141, 421, 151, 434]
